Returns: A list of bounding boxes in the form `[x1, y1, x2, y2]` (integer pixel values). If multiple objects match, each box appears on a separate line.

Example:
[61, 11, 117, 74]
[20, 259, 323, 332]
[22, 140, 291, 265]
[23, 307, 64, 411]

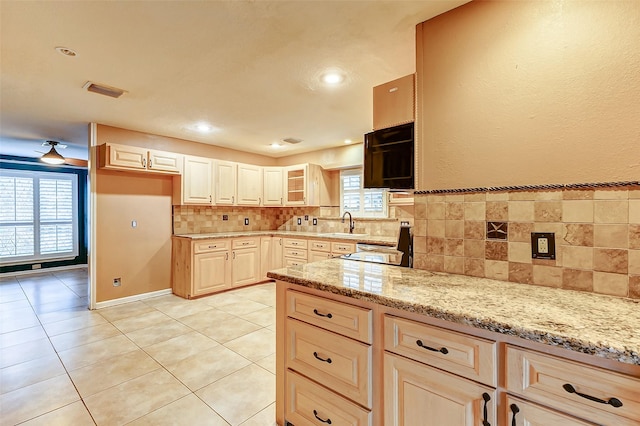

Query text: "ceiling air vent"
[282, 138, 303, 144]
[83, 81, 127, 98]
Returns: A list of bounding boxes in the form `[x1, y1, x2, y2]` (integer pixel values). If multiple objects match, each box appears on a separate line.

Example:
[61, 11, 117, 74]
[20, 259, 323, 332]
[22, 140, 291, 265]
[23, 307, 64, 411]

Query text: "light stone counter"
[173, 230, 397, 246]
[267, 258, 640, 365]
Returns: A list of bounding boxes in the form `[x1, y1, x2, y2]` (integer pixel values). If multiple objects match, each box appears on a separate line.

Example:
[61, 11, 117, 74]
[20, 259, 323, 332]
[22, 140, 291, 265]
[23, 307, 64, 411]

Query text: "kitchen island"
[269, 258, 640, 425]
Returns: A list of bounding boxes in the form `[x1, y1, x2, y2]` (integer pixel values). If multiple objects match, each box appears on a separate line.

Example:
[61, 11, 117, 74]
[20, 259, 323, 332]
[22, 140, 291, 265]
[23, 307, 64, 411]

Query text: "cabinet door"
[107, 143, 147, 170]
[232, 247, 259, 287]
[183, 156, 213, 205]
[193, 251, 230, 296]
[272, 237, 284, 269]
[284, 165, 307, 205]
[384, 353, 496, 426]
[260, 237, 272, 279]
[237, 163, 263, 205]
[148, 149, 181, 173]
[263, 167, 284, 206]
[505, 396, 597, 426]
[373, 74, 414, 131]
[215, 160, 237, 205]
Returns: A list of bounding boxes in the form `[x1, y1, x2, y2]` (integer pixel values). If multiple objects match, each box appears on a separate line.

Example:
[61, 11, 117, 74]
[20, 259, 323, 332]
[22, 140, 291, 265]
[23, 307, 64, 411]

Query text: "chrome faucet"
[342, 211, 355, 234]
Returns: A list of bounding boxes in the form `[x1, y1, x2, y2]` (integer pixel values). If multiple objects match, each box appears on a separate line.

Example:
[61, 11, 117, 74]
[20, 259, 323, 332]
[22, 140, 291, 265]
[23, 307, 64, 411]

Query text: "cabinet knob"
[149, 158, 152, 168]
[509, 404, 519, 426]
[142, 158, 147, 168]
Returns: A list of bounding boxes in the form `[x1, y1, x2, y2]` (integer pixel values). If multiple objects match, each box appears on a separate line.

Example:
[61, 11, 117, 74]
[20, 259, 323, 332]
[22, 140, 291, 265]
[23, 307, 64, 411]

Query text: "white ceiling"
[0, 0, 468, 161]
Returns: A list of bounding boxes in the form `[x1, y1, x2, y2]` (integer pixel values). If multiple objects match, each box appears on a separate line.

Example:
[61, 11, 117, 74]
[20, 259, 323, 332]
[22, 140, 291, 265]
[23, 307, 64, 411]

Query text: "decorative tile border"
[415, 181, 640, 195]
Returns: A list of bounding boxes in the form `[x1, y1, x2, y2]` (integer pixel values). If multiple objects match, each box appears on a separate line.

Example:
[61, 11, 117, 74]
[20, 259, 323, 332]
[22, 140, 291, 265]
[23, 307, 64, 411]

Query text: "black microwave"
[363, 122, 414, 190]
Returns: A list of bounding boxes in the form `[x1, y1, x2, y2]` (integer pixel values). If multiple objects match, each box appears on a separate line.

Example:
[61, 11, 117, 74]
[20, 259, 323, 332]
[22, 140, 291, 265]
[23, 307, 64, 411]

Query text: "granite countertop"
[173, 231, 397, 246]
[267, 258, 640, 366]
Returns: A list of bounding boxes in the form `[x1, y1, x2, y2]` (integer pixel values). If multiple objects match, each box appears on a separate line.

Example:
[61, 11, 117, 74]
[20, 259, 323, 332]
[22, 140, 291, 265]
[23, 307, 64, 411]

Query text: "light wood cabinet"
[193, 250, 231, 296]
[505, 396, 597, 426]
[283, 164, 328, 206]
[308, 240, 356, 264]
[283, 238, 308, 266]
[231, 237, 260, 287]
[506, 346, 639, 425]
[237, 163, 263, 206]
[215, 160, 237, 205]
[178, 155, 214, 205]
[373, 74, 415, 131]
[384, 353, 496, 426]
[172, 238, 231, 299]
[263, 167, 284, 206]
[98, 143, 182, 174]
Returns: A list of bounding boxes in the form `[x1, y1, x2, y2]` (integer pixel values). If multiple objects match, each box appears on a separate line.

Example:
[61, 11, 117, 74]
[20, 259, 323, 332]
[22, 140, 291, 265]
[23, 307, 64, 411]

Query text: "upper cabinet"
[215, 160, 237, 205]
[179, 155, 214, 205]
[98, 143, 182, 174]
[263, 167, 284, 206]
[237, 163, 263, 206]
[284, 164, 334, 207]
[373, 74, 415, 131]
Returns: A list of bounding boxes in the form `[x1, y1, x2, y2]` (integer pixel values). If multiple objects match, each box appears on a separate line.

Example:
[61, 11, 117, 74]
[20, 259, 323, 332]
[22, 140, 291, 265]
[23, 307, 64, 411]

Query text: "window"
[0, 169, 78, 265]
[340, 168, 387, 218]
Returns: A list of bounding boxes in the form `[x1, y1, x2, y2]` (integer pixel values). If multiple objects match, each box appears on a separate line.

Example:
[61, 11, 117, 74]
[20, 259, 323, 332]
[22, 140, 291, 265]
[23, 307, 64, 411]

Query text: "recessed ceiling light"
[344, 139, 352, 144]
[270, 143, 282, 149]
[321, 71, 345, 85]
[55, 46, 77, 57]
[192, 122, 215, 133]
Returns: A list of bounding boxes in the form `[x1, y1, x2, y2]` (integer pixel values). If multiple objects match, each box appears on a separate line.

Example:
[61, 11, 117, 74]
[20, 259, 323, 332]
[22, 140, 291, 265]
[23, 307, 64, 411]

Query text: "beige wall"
[276, 143, 364, 170]
[416, 1, 640, 190]
[95, 169, 174, 302]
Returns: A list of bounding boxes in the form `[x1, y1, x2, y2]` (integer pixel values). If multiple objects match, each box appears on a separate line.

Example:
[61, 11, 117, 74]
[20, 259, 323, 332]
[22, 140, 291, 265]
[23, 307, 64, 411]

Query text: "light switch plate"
[531, 232, 555, 259]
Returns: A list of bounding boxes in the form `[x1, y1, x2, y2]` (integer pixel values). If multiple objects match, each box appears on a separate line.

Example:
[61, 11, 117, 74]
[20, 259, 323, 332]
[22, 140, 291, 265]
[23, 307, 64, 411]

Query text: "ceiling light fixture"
[55, 46, 77, 57]
[344, 139, 352, 144]
[321, 72, 345, 85]
[40, 141, 65, 165]
[270, 143, 282, 148]
[192, 122, 215, 133]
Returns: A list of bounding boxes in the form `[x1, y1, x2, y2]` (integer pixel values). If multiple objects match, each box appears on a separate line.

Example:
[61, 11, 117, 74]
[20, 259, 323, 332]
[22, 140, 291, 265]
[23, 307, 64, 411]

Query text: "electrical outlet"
[531, 232, 555, 259]
[244, 218, 249, 226]
[113, 278, 121, 287]
[297, 217, 302, 225]
[304, 215, 309, 221]
[131, 220, 137, 228]
[401, 221, 410, 226]
[222, 215, 228, 221]
[312, 218, 318, 226]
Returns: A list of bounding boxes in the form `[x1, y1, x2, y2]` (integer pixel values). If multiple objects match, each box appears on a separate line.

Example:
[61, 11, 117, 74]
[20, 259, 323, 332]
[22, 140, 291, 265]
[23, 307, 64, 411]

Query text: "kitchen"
[1, 0, 639, 425]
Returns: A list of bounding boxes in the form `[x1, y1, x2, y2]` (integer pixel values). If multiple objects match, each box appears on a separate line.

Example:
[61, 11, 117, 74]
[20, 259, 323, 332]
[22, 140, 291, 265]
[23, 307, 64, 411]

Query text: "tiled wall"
[173, 204, 414, 238]
[413, 186, 640, 299]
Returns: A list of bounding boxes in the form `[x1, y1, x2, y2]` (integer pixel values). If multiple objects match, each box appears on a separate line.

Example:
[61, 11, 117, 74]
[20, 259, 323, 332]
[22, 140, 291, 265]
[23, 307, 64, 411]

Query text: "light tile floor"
[0, 268, 277, 426]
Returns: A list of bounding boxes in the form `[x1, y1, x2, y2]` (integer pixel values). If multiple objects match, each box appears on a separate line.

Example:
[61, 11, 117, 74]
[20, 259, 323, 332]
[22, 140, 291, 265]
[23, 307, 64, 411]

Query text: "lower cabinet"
[231, 237, 260, 287]
[505, 396, 597, 426]
[384, 353, 496, 426]
[193, 249, 230, 296]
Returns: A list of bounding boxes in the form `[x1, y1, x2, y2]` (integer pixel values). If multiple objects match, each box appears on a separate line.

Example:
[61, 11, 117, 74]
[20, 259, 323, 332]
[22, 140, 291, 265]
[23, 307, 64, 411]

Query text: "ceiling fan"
[36, 141, 67, 165]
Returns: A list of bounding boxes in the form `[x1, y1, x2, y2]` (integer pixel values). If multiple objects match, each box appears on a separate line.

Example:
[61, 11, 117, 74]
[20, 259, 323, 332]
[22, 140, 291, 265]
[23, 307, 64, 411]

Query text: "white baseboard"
[0, 264, 88, 277]
[94, 288, 173, 309]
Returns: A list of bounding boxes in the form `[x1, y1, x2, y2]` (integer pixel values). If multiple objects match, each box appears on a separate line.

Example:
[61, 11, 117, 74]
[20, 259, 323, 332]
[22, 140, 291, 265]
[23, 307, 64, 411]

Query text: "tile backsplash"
[173, 204, 413, 238]
[413, 185, 640, 299]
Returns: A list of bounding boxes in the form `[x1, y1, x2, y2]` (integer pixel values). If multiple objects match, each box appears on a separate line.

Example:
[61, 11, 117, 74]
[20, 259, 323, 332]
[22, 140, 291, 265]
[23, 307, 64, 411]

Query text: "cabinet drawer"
[285, 258, 306, 267]
[284, 238, 308, 249]
[284, 248, 307, 259]
[308, 240, 331, 252]
[506, 346, 640, 425]
[287, 290, 372, 343]
[331, 242, 356, 254]
[505, 395, 597, 426]
[384, 315, 497, 386]
[232, 237, 258, 249]
[286, 319, 372, 408]
[193, 239, 230, 254]
[286, 370, 372, 426]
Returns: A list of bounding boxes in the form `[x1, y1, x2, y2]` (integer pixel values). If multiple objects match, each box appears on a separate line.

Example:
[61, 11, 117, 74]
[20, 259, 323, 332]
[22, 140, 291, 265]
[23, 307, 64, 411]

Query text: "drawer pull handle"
[313, 410, 332, 424]
[562, 384, 623, 408]
[416, 339, 449, 354]
[481, 392, 491, 426]
[509, 404, 520, 426]
[313, 309, 333, 319]
[313, 352, 332, 364]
